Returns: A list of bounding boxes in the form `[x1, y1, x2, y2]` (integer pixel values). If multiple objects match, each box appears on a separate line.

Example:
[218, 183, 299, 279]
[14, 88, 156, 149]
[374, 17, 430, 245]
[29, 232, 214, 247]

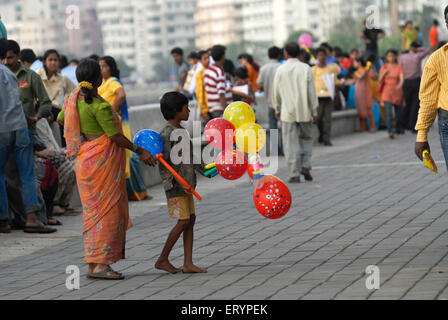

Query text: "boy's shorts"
[167, 194, 195, 220]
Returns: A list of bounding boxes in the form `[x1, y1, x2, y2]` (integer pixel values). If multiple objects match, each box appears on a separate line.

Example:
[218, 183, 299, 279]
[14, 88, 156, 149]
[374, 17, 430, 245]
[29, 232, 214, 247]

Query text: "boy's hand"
[182, 185, 192, 195]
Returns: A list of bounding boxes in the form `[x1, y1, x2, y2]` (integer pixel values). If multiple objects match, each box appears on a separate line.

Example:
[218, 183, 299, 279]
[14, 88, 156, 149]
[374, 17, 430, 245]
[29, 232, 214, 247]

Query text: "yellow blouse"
[98, 77, 122, 107]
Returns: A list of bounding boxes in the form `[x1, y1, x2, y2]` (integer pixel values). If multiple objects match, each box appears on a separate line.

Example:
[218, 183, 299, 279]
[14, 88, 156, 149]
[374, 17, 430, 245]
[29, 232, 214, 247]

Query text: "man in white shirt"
[272, 42, 319, 183]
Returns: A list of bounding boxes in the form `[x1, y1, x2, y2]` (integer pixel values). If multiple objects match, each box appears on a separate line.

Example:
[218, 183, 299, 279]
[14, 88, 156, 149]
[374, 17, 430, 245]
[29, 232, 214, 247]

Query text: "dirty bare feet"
[182, 264, 207, 273]
[155, 258, 182, 274]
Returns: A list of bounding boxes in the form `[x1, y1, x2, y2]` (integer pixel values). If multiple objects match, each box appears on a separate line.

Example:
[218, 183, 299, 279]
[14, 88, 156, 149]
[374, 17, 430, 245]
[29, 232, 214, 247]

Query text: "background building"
[97, 0, 196, 81]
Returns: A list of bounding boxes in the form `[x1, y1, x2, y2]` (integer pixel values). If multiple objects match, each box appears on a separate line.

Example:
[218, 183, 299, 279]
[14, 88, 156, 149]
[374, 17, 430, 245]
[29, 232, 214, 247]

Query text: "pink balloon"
[298, 33, 313, 48]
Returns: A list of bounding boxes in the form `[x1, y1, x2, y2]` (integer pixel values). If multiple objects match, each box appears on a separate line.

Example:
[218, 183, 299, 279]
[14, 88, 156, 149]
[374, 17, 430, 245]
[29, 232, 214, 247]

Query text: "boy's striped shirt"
[204, 63, 233, 113]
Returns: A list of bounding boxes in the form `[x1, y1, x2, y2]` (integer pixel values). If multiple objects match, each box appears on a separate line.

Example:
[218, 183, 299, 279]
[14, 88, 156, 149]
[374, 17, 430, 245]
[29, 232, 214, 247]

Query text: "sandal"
[24, 222, 57, 234]
[47, 219, 63, 226]
[86, 266, 124, 280]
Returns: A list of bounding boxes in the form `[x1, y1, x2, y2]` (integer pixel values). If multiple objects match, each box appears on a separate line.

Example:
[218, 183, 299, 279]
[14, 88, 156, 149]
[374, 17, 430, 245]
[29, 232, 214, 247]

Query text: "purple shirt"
[399, 47, 431, 80]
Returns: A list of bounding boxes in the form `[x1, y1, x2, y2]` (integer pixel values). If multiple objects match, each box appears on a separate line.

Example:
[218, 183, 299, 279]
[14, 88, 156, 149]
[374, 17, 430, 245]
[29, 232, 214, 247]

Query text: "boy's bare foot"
[155, 259, 182, 274]
[182, 264, 207, 273]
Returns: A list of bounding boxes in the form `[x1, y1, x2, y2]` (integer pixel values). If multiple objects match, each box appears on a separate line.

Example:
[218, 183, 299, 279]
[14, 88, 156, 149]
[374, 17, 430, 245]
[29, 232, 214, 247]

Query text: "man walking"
[415, 6, 448, 171]
[272, 42, 318, 183]
[257, 46, 283, 155]
[399, 42, 431, 132]
[171, 47, 189, 93]
[312, 47, 338, 146]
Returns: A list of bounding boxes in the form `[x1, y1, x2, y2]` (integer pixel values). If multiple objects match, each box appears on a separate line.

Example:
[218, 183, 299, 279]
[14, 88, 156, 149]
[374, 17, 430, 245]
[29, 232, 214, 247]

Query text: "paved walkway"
[1, 128, 448, 300]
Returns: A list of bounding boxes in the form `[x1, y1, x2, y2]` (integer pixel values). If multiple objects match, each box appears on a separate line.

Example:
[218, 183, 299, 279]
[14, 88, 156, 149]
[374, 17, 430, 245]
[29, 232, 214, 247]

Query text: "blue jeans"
[438, 109, 448, 171]
[384, 101, 402, 134]
[0, 128, 41, 221]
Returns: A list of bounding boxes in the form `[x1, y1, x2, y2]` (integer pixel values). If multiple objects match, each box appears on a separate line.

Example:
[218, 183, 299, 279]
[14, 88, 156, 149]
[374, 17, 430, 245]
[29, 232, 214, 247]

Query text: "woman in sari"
[353, 57, 376, 133]
[57, 59, 155, 280]
[98, 56, 150, 201]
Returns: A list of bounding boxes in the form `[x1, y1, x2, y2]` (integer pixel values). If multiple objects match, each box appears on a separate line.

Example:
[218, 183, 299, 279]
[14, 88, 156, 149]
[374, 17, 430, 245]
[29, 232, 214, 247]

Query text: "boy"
[155, 92, 207, 274]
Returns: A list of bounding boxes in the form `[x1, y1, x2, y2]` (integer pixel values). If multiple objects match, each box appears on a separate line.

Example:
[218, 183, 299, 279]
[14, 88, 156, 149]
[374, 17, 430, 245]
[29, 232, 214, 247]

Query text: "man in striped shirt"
[415, 5, 448, 170]
[204, 45, 233, 119]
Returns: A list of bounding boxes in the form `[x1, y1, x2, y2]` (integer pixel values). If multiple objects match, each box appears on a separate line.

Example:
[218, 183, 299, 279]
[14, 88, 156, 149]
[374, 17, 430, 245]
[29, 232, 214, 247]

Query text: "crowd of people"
[1, 9, 447, 278]
[0, 39, 150, 235]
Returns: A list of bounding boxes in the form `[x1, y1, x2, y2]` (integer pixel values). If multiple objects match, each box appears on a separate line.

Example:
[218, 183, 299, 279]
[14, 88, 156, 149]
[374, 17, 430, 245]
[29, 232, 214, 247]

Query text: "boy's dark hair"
[6, 39, 20, 54]
[0, 39, 7, 59]
[160, 92, 189, 120]
[355, 57, 366, 67]
[445, 5, 448, 18]
[235, 66, 249, 79]
[433, 19, 439, 26]
[171, 47, 183, 56]
[211, 45, 226, 61]
[198, 50, 208, 59]
[268, 46, 281, 60]
[316, 47, 327, 56]
[223, 59, 235, 77]
[20, 49, 37, 64]
[76, 58, 102, 104]
[187, 51, 199, 60]
[284, 42, 300, 58]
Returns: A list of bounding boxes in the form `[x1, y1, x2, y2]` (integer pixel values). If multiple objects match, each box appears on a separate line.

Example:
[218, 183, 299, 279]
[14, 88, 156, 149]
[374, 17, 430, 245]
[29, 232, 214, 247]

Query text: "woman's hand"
[138, 148, 157, 167]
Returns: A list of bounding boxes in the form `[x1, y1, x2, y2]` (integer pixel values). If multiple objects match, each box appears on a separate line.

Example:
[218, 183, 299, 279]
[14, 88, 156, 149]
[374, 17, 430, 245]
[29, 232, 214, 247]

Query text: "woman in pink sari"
[57, 59, 156, 279]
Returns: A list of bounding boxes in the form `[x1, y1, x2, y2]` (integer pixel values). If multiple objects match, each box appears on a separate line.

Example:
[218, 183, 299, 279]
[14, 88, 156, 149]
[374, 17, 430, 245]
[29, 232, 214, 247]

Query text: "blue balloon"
[133, 129, 164, 156]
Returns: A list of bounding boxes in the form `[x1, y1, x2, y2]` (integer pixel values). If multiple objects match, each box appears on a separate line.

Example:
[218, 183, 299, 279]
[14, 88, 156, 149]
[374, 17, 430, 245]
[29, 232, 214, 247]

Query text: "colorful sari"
[64, 90, 132, 264]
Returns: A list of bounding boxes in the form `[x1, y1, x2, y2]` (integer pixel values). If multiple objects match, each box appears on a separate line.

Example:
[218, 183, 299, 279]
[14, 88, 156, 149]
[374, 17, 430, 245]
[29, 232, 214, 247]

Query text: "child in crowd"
[232, 66, 255, 106]
[155, 92, 207, 274]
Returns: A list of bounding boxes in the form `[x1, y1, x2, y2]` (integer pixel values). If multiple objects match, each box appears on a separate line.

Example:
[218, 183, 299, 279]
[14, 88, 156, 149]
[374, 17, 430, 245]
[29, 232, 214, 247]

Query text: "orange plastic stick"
[156, 154, 202, 200]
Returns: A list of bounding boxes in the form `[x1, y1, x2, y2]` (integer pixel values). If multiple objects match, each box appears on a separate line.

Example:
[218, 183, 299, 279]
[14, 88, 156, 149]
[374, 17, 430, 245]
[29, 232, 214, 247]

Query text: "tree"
[328, 16, 363, 51]
[378, 33, 402, 58]
[286, 30, 316, 45]
[151, 52, 173, 82]
[411, 5, 437, 47]
[116, 58, 134, 79]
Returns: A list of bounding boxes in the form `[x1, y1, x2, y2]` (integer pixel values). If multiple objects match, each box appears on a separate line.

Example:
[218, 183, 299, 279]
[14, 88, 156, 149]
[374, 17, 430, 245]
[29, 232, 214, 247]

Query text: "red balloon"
[254, 175, 292, 219]
[204, 118, 235, 150]
[215, 149, 247, 180]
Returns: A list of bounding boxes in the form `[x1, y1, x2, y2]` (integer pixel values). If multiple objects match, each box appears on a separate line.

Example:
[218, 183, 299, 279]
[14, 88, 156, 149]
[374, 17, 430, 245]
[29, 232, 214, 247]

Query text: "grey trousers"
[6, 155, 47, 226]
[282, 121, 314, 178]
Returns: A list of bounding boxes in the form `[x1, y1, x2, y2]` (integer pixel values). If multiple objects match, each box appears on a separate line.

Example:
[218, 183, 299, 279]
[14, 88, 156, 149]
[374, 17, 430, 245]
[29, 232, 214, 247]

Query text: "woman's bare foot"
[87, 263, 97, 275]
[182, 264, 207, 273]
[155, 258, 182, 274]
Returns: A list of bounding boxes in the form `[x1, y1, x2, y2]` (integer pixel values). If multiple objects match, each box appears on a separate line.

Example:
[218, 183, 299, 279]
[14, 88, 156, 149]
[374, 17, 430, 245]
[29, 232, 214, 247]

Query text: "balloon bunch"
[203, 101, 292, 219]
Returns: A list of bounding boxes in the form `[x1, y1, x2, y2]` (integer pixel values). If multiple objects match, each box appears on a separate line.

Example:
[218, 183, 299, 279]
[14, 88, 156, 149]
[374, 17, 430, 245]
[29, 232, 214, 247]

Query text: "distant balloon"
[298, 33, 313, 48]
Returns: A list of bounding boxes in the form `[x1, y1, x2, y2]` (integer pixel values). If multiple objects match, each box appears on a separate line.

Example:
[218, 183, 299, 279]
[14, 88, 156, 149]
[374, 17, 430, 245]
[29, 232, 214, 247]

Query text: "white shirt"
[272, 58, 318, 123]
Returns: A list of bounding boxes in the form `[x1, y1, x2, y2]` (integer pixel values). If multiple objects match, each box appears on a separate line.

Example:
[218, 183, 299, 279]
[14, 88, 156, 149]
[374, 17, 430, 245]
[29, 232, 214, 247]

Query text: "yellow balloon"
[235, 123, 266, 154]
[223, 101, 256, 129]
